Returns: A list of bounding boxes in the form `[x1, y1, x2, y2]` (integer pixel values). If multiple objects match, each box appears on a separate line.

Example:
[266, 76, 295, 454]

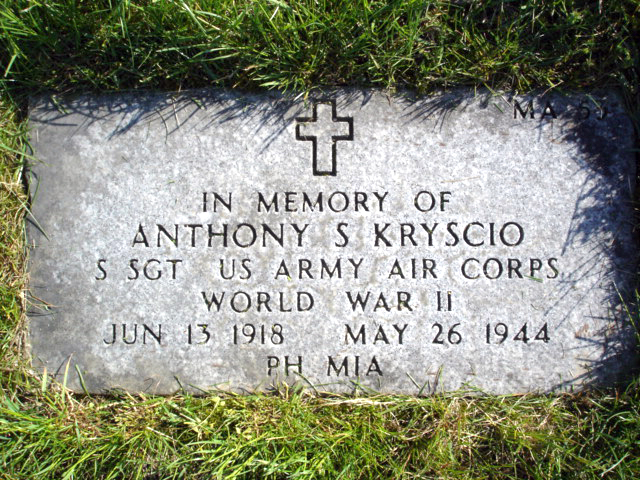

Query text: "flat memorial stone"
[27, 90, 636, 394]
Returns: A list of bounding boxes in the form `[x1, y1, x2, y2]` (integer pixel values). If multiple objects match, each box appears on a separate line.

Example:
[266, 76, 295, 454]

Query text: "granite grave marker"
[27, 90, 636, 394]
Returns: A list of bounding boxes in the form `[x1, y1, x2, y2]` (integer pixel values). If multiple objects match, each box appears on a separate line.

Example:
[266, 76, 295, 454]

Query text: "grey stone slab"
[27, 89, 637, 395]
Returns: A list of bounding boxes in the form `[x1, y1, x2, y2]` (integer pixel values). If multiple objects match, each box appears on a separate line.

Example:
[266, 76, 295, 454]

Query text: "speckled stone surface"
[27, 89, 637, 394]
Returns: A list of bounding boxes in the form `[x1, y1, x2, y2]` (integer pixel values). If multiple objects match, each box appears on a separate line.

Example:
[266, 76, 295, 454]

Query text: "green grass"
[1, 386, 639, 479]
[0, 0, 639, 478]
[1, 0, 638, 94]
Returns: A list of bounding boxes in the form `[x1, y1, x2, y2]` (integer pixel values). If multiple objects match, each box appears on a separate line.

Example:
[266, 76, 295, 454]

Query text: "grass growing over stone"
[0, 0, 639, 478]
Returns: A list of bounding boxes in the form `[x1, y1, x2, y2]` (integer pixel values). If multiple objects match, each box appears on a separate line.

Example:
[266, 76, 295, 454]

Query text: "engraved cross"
[296, 100, 353, 176]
